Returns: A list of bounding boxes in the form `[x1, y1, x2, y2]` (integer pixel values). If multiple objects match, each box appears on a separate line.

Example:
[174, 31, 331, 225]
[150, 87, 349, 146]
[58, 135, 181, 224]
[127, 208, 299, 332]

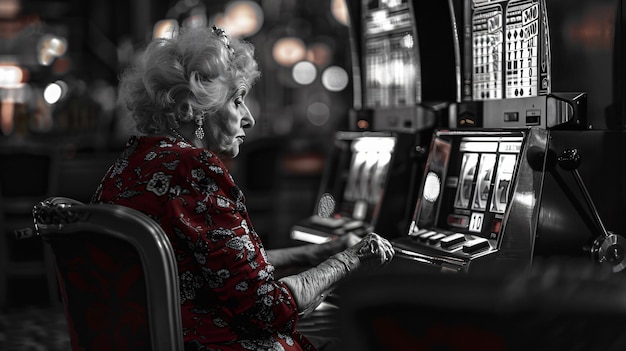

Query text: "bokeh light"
[306, 43, 332, 67]
[307, 102, 330, 126]
[0, 0, 19, 18]
[220, 1, 264, 38]
[182, 9, 208, 28]
[273, 37, 306, 67]
[292, 61, 317, 85]
[43, 80, 68, 104]
[321, 66, 349, 92]
[331, 0, 350, 26]
[37, 35, 68, 66]
[153, 19, 179, 39]
[0, 64, 25, 88]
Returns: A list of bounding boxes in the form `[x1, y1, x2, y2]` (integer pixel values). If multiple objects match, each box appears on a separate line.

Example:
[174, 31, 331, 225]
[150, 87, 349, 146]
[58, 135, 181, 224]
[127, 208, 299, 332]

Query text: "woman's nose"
[242, 106, 255, 128]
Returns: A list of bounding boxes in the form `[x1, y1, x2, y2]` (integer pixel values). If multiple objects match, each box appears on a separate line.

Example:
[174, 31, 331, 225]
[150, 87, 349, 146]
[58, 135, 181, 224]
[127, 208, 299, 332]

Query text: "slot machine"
[346, 0, 458, 132]
[291, 131, 416, 243]
[290, 0, 460, 244]
[390, 0, 626, 275]
[392, 127, 549, 273]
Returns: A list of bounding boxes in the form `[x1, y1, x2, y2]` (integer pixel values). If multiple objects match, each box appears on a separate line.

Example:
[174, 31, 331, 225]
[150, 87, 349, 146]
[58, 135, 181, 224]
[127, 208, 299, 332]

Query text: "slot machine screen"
[413, 133, 524, 245]
[467, 0, 550, 101]
[362, 0, 420, 108]
[338, 136, 396, 221]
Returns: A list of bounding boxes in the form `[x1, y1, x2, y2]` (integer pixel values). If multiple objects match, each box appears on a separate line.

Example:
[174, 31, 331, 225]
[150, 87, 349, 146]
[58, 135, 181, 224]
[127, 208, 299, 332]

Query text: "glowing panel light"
[402, 33, 414, 48]
[331, 0, 349, 26]
[153, 19, 179, 39]
[0, 64, 25, 88]
[352, 137, 395, 153]
[356, 119, 369, 129]
[217, 1, 264, 38]
[43, 80, 68, 105]
[38, 35, 68, 66]
[371, 10, 393, 32]
[321, 66, 349, 92]
[272, 37, 306, 67]
[292, 61, 317, 85]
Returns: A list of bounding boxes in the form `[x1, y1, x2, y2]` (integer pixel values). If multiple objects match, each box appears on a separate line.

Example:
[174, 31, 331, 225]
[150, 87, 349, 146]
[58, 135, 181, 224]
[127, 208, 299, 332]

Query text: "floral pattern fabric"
[92, 136, 316, 351]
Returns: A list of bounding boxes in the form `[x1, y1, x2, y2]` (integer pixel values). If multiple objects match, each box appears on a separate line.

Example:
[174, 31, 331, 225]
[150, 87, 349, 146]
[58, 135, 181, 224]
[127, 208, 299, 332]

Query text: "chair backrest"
[33, 197, 183, 351]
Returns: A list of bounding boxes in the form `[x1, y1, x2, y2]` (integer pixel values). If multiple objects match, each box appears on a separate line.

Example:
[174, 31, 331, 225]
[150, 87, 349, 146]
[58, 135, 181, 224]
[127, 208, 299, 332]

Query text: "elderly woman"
[92, 26, 394, 351]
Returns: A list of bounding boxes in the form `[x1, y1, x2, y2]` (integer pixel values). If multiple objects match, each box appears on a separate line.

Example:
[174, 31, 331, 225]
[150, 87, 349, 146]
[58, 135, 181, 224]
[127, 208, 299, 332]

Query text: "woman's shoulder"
[133, 135, 216, 159]
[155, 136, 230, 173]
[127, 135, 230, 179]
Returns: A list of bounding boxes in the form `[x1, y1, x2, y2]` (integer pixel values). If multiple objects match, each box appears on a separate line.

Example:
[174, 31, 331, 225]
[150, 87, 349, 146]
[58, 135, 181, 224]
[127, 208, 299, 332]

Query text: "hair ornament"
[212, 25, 235, 56]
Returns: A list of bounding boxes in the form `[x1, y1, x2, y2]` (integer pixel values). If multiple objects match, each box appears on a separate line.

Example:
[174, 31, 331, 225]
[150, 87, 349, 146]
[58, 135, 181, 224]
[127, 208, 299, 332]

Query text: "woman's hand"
[279, 232, 394, 316]
[336, 232, 362, 250]
[345, 232, 395, 269]
[267, 232, 364, 269]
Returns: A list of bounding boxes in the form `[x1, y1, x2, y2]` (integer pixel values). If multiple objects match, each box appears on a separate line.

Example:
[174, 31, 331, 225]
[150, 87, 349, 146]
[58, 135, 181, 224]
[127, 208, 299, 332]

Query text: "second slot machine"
[290, 0, 459, 244]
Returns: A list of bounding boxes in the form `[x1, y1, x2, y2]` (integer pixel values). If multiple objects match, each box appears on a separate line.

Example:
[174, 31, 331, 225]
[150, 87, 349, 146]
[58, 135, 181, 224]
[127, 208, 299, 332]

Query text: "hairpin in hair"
[212, 25, 235, 56]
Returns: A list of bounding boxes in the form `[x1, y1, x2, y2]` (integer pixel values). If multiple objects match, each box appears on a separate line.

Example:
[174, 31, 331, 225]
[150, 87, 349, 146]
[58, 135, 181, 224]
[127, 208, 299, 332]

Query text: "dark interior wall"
[546, 0, 620, 129]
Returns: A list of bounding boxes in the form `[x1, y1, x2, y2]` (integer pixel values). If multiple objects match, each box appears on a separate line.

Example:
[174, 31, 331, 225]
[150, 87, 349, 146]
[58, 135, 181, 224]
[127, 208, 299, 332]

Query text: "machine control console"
[407, 228, 492, 256]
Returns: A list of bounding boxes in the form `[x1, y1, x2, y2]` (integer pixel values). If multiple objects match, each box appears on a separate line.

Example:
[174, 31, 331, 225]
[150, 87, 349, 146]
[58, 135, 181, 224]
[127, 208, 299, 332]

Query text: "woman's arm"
[266, 233, 361, 268]
[279, 233, 394, 316]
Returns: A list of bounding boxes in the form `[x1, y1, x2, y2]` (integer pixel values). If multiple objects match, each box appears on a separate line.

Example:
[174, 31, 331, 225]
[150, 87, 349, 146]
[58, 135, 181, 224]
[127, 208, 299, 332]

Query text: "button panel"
[462, 238, 490, 253]
[410, 228, 492, 256]
[427, 233, 446, 245]
[418, 230, 438, 242]
[440, 233, 466, 248]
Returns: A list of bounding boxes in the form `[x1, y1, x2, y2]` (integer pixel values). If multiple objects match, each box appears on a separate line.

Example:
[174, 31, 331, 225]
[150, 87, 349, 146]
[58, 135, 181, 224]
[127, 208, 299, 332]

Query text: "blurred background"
[0, 0, 357, 248]
[0, 0, 621, 251]
[0, 0, 624, 349]
[0, 1, 355, 347]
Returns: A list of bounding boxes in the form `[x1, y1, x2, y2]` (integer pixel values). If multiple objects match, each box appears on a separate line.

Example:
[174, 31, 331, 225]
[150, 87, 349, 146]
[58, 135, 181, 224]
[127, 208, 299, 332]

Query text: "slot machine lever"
[557, 149, 608, 237]
[557, 149, 626, 272]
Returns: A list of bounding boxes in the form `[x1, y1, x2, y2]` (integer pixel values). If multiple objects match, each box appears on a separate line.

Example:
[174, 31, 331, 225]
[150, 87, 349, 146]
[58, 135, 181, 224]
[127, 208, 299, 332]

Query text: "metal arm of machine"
[557, 149, 626, 272]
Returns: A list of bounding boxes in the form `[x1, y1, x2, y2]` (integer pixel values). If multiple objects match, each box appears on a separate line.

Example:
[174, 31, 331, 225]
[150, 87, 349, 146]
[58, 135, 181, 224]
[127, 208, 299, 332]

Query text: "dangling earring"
[194, 115, 205, 140]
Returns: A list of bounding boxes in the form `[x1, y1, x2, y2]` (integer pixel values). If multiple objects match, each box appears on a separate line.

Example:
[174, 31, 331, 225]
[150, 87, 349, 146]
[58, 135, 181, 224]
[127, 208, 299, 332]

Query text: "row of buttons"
[410, 229, 490, 254]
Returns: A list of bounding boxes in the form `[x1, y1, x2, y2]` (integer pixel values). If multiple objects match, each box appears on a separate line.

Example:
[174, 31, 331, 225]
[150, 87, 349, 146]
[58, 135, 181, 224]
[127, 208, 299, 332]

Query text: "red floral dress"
[92, 135, 316, 351]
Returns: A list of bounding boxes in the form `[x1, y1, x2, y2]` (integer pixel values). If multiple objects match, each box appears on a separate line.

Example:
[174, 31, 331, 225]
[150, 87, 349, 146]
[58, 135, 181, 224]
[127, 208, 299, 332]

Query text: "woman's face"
[204, 82, 255, 158]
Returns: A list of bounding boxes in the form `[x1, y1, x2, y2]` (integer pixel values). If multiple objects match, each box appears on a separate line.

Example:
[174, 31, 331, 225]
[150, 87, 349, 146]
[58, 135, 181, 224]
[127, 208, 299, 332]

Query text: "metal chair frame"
[33, 197, 184, 351]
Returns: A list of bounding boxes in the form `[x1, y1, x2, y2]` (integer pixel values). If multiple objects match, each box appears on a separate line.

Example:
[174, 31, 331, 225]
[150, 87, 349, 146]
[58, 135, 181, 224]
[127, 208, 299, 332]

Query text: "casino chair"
[32, 197, 184, 351]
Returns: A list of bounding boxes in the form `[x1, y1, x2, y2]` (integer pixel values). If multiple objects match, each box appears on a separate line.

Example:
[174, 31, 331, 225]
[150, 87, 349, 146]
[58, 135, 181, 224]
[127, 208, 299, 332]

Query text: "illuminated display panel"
[472, 153, 497, 211]
[469, 0, 549, 100]
[455, 153, 479, 209]
[472, 4, 504, 100]
[450, 136, 522, 239]
[366, 0, 409, 11]
[342, 137, 396, 220]
[362, 0, 419, 108]
[412, 134, 523, 244]
[505, 0, 541, 98]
